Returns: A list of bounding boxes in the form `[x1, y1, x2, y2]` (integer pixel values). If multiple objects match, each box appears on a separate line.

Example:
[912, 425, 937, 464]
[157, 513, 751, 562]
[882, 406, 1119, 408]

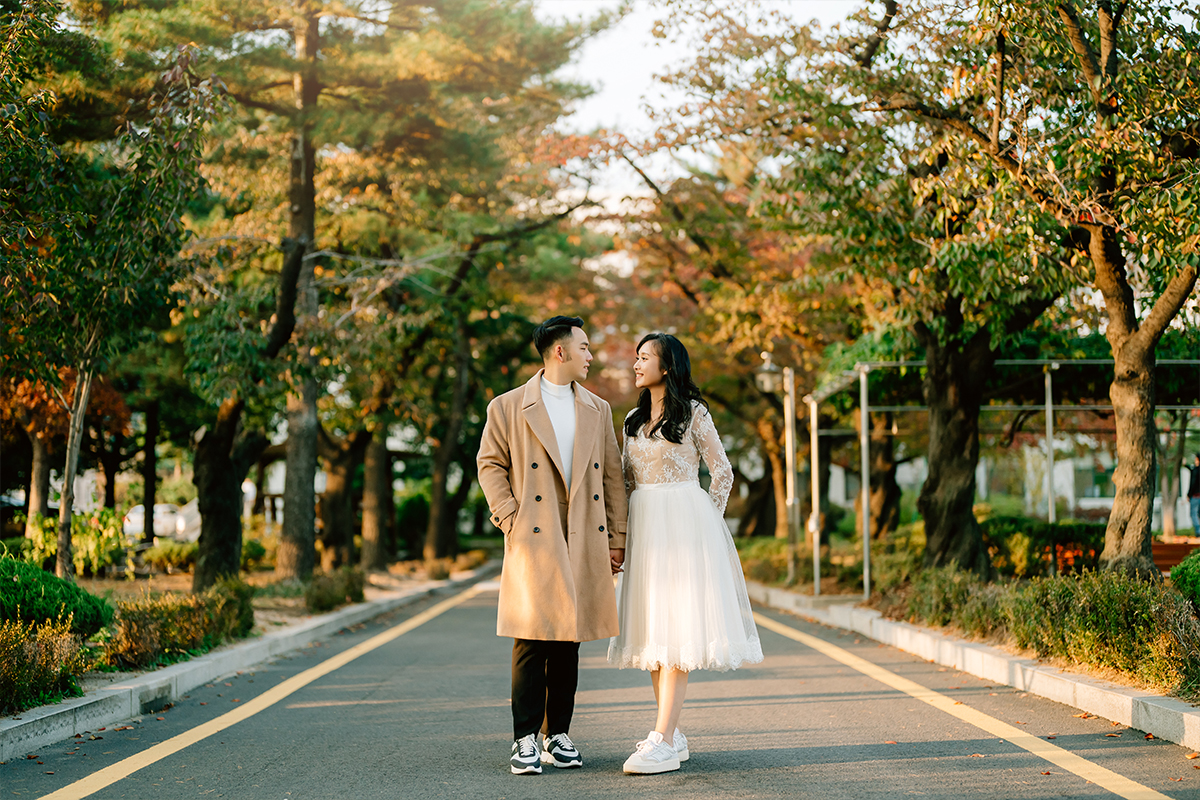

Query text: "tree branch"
[262, 237, 306, 359]
[855, 0, 900, 68]
[991, 30, 1006, 151]
[1056, 3, 1103, 104]
[1130, 264, 1200, 354]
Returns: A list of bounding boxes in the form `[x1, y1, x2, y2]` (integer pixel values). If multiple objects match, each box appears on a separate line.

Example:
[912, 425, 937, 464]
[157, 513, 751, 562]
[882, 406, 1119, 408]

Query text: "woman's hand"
[609, 548, 625, 575]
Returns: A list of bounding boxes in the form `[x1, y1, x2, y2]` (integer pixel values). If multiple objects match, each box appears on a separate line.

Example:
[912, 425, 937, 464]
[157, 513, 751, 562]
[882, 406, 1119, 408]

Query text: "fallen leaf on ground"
[1046, 736, 1056, 740]
[954, 701, 963, 705]
[969, 754, 985, 758]
[1106, 733, 1121, 737]
[1146, 734, 1155, 740]
[989, 693, 997, 696]
[97, 727, 105, 732]
[1073, 713, 1095, 719]
[1014, 721, 1027, 725]
[948, 686, 959, 689]
[44, 771, 54, 775]
[1187, 753, 1199, 760]
[1041, 771, 1051, 775]
[156, 717, 164, 721]
[1171, 777, 1183, 781]
[232, 699, 241, 703]
[885, 741, 898, 745]
[199, 703, 207, 706]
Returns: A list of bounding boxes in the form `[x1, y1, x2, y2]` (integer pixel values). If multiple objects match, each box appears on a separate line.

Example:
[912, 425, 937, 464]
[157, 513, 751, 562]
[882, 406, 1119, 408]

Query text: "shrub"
[103, 579, 257, 669]
[143, 540, 198, 573]
[17, 510, 134, 577]
[1, 536, 30, 559]
[0, 556, 114, 637]
[0, 616, 90, 715]
[1171, 550, 1200, 613]
[980, 516, 1105, 578]
[241, 538, 267, 570]
[908, 567, 982, 628]
[305, 566, 365, 613]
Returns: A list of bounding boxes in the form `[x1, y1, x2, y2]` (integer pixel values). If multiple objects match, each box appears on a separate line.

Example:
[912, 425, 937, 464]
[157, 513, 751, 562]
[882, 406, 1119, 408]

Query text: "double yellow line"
[42, 585, 485, 800]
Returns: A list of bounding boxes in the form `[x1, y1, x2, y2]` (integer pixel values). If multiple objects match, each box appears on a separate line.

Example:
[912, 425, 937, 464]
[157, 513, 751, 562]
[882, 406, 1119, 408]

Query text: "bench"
[1153, 541, 1200, 575]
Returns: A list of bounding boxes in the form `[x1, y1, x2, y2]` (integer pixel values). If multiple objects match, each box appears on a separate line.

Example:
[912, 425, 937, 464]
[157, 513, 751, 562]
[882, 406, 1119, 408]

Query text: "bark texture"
[423, 321, 471, 561]
[141, 400, 159, 543]
[360, 432, 392, 570]
[917, 331, 991, 574]
[316, 426, 370, 570]
[24, 431, 51, 539]
[55, 368, 95, 580]
[867, 411, 901, 540]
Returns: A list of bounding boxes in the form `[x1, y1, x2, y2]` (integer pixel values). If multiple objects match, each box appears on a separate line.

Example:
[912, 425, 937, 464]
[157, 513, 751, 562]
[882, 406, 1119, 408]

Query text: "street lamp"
[756, 352, 801, 585]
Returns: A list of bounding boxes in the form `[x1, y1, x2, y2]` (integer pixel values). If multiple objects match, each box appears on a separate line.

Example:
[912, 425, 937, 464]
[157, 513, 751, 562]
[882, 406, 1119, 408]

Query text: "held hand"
[609, 548, 625, 575]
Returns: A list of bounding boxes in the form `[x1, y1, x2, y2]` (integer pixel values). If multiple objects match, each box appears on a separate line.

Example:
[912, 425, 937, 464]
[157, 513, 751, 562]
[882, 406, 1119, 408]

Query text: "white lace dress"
[607, 403, 763, 672]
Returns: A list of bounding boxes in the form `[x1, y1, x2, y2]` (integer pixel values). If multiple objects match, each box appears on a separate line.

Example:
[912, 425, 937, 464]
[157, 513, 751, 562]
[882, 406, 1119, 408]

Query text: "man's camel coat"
[477, 371, 627, 642]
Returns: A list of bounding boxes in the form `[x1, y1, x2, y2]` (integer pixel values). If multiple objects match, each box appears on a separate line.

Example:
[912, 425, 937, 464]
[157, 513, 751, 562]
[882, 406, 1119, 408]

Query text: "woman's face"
[634, 341, 666, 390]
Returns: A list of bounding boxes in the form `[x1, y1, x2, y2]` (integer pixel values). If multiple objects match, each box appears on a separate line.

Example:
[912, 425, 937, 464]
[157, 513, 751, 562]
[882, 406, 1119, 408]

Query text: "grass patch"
[0, 616, 90, 715]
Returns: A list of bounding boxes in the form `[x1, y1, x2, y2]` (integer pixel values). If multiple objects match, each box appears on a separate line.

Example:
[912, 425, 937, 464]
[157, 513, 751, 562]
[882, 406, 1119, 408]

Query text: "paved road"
[4, 579, 1197, 799]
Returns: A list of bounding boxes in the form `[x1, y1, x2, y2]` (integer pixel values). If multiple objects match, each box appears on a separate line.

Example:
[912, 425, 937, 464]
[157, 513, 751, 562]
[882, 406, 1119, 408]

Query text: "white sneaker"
[674, 728, 689, 762]
[622, 730, 680, 774]
[541, 732, 583, 768]
[510, 733, 542, 775]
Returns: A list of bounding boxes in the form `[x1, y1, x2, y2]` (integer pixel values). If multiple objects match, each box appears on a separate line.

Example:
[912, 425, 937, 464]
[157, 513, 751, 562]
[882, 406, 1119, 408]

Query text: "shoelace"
[548, 733, 576, 752]
[516, 737, 537, 758]
[634, 737, 659, 755]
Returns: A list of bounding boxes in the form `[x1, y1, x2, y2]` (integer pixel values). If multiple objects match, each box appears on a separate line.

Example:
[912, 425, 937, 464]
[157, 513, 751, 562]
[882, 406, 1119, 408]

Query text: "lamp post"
[756, 352, 801, 585]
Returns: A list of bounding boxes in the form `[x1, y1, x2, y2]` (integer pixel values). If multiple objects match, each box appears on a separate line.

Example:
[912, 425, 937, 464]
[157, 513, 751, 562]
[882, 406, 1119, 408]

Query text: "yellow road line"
[753, 612, 1173, 800]
[43, 585, 485, 800]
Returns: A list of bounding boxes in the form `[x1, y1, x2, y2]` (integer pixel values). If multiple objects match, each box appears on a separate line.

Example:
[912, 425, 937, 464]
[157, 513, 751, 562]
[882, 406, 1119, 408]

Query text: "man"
[1189, 453, 1200, 537]
[477, 315, 628, 775]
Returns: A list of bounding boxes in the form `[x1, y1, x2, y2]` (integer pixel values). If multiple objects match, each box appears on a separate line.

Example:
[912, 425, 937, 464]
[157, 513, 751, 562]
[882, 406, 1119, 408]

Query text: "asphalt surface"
[3, 579, 1198, 799]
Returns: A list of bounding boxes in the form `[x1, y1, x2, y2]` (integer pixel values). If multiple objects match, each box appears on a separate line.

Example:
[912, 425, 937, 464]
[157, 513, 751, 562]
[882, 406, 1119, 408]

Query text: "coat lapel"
[569, 386, 601, 503]
[521, 372, 567, 484]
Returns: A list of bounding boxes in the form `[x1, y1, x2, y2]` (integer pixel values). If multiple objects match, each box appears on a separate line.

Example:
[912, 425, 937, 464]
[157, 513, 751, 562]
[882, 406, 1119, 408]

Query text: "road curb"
[0, 560, 502, 762]
[746, 580, 1200, 752]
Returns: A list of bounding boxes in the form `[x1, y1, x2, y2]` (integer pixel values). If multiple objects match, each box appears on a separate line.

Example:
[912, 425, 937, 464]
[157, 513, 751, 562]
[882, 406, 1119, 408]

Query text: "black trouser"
[511, 639, 580, 740]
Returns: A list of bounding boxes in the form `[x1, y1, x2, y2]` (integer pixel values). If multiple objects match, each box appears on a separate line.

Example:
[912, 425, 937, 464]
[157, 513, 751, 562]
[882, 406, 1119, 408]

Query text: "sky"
[533, 0, 864, 198]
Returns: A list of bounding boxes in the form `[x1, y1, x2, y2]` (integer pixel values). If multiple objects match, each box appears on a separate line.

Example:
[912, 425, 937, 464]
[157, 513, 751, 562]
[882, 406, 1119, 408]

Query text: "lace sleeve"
[621, 412, 636, 498]
[691, 406, 733, 516]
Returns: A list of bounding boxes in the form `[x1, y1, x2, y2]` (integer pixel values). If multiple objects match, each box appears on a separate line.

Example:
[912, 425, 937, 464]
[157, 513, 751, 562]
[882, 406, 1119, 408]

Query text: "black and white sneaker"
[510, 734, 542, 775]
[541, 732, 583, 768]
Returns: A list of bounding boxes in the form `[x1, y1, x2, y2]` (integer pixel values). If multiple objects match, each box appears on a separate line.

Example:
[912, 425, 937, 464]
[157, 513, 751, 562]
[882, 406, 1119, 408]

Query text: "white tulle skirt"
[608, 480, 763, 672]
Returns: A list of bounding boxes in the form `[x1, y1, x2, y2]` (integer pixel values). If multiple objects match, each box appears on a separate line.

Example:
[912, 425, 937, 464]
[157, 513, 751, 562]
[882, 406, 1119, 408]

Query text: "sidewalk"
[0, 560, 501, 762]
[746, 580, 1200, 752]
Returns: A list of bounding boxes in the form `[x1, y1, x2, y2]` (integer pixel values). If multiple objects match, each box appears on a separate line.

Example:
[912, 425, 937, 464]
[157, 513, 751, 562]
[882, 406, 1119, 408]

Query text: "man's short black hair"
[533, 315, 584, 360]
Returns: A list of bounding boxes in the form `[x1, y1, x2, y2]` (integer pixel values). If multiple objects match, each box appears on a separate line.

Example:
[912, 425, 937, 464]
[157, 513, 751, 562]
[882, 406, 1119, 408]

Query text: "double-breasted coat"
[477, 371, 628, 642]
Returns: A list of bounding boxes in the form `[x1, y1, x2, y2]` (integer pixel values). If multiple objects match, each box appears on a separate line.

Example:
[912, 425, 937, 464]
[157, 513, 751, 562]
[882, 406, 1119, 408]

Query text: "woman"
[608, 333, 763, 774]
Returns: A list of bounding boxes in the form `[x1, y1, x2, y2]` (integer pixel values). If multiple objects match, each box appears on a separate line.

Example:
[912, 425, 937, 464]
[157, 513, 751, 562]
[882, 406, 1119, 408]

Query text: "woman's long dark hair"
[624, 333, 708, 443]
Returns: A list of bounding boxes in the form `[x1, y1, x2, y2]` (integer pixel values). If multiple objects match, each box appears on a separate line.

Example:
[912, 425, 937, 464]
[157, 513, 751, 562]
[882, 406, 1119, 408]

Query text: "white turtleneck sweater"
[540, 375, 577, 491]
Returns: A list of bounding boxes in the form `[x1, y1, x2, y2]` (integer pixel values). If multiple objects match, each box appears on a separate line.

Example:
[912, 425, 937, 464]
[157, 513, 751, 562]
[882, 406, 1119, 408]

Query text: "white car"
[122, 504, 180, 538]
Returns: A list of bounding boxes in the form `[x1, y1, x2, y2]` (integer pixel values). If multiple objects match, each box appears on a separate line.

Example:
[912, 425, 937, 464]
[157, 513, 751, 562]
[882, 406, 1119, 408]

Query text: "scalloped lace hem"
[606, 639, 763, 673]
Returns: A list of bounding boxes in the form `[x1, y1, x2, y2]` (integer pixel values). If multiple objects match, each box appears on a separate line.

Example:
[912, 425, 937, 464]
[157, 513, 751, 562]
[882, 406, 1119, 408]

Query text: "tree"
[0, 4, 217, 577]
[865, 0, 1200, 576]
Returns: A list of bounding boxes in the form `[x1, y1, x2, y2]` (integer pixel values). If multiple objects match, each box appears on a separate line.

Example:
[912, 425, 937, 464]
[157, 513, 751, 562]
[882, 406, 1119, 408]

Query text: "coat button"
[594, 462, 599, 469]
[535, 495, 542, 502]
[593, 494, 599, 501]
[532, 462, 539, 469]
[533, 527, 540, 533]
[599, 525, 605, 532]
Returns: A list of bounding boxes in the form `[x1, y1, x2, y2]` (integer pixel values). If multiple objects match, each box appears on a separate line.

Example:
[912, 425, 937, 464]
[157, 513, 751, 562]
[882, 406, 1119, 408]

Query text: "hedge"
[0, 556, 115, 637]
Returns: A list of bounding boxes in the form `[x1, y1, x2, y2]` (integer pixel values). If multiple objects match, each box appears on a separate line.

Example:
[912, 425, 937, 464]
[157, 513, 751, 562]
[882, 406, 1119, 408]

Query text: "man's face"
[556, 327, 593, 383]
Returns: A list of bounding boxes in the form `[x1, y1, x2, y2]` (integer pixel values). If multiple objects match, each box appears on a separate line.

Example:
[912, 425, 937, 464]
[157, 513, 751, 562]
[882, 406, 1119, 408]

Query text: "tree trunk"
[193, 397, 268, 590]
[755, 416, 789, 540]
[867, 411, 901, 540]
[99, 430, 123, 509]
[141, 400, 159, 543]
[1158, 411, 1188, 540]
[55, 367, 95, 580]
[918, 337, 991, 574]
[316, 427, 369, 571]
[278, 7, 321, 582]
[24, 431, 51, 539]
[360, 432, 392, 570]
[424, 321, 471, 562]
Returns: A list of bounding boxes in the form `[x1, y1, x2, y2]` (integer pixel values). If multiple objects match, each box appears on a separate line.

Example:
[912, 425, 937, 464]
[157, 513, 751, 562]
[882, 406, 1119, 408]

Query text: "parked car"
[173, 499, 201, 542]
[122, 504, 180, 538]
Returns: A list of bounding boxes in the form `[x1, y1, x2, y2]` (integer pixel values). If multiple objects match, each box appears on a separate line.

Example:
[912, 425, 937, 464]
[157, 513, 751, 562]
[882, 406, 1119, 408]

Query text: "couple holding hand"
[477, 315, 762, 776]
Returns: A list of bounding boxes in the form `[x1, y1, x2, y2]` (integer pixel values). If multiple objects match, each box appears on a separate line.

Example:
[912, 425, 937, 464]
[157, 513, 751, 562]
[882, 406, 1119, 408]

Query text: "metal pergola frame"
[801, 359, 1200, 601]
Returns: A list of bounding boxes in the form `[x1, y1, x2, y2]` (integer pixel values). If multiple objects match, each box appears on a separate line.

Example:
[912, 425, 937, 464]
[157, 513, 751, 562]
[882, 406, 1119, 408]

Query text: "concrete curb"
[746, 580, 1200, 752]
[0, 560, 502, 762]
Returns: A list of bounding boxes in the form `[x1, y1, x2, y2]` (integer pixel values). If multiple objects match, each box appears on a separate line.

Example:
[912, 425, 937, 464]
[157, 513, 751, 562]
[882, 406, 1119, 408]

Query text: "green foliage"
[980, 516, 1107, 578]
[240, 538, 267, 571]
[102, 579, 256, 669]
[18, 509, 133, 576]
[0, 536, 30, 559]
[1171, 550, 1200, 613]
[0, 615, 90, 715]
[890, 568, 1200, 699]
[304, 566, 365, 613]
[143, 540, 198, 573]
[0, 556, 114, 636]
